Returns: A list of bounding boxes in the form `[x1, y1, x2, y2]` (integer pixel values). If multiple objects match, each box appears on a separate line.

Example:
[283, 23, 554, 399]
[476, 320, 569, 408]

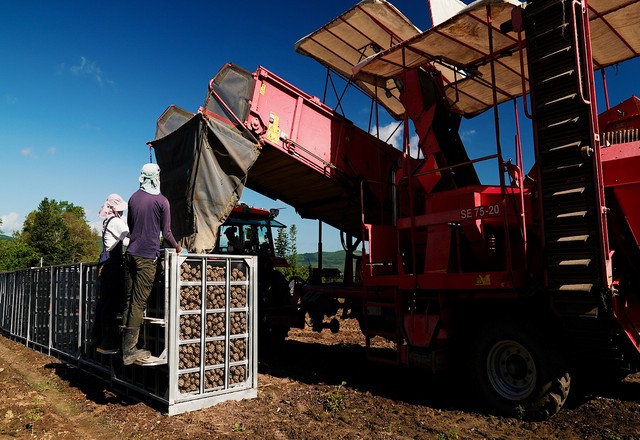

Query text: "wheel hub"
[487, 340, 536, 400]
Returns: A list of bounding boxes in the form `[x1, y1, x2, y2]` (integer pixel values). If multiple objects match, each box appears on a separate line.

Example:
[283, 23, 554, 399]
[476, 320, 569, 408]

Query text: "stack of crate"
[0, 250, 258, 416]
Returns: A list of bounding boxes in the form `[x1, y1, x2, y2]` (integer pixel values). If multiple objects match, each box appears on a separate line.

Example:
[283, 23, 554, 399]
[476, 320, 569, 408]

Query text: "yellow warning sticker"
[267, 113, 280, 143]
[475, 274, 491, 286]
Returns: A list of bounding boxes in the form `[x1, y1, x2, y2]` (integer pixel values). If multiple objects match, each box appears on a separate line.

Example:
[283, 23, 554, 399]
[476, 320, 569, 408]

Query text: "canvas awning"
[588, 0, 640, 68]
[298, 0, 640, 118]
[354, 0, 524, 117]
[294, 0, 421, 119]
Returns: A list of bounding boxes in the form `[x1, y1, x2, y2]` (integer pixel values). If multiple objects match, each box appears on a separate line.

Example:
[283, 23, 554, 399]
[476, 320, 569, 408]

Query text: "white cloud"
[18, 146, 55, 159]
[20, 147, 37, 159]
[68, 57, 114, 87]
[5, 94, 18, 105]
[373, 122, 421, 157]
[1, 212, 22, 234]
[461, 129, 477, 142]
[409, 134, 420, 157]
[375, 122, 403, 149]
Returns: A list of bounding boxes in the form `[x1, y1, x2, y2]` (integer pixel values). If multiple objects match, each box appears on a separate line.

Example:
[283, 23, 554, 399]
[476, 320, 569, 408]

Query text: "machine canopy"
[297, 0, 640, 118]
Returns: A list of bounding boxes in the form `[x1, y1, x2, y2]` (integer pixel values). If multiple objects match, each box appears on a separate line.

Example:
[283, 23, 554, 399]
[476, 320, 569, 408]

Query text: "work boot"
[97, 326, 120, 354]
[121, 326, 151, 365]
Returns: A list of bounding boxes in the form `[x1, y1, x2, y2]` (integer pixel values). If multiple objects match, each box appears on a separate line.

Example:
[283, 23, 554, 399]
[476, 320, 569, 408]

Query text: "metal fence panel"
[31, 267, 52, 350]
[0, 272, 15, 332]
[51, 265, 82, 358]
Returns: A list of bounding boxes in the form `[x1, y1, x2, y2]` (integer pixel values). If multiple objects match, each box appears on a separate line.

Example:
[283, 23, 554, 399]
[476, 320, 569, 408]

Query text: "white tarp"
[295, 0, 421, 119]
[353, 0, 640, 116]
[429, 0, 467, 26]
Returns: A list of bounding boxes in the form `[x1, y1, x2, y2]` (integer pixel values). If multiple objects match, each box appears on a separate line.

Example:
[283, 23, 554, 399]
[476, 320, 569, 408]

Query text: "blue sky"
[1, 1, 639, 254]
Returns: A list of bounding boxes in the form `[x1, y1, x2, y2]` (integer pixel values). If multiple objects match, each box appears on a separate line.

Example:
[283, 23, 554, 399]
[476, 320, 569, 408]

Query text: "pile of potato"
[206, 263, 225, 282]
[178, 342, 201, 369]
[179, 286, 202, 310]
[180, 261, 202, 282]
[230, 338, 246, 362]
[178, 371, 200, 393]
[205, 340, 225, 365]
[230, 267, 246, 281]
[176, 259, 250, 393]
[230, 285, 247, 308]
[204, 368, 225, 389]
[229, 365, 246, 384]
[179, 314, 202, 340]
[205, 313, 226, 337]
[206, 285, 226, 309]
[230, 312, 247, 335]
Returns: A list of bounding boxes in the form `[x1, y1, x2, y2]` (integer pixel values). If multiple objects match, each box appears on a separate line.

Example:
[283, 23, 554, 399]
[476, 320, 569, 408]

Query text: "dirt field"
[1, 319, 640, 440]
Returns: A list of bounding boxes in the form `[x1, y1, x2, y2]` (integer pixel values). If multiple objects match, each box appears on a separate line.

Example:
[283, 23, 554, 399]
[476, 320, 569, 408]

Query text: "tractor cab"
[214, 203, 294, 343]
[214, 204, 288, 268]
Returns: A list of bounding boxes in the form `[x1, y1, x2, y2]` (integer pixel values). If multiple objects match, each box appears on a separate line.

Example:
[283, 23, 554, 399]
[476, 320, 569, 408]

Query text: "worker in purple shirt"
[122, 163, 183, 365]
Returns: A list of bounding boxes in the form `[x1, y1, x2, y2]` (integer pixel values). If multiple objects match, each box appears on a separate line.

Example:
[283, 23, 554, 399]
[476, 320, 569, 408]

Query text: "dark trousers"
[123, 254, 157, 328]
[91, 253, 125, 342]
[94, 257, 126, 331]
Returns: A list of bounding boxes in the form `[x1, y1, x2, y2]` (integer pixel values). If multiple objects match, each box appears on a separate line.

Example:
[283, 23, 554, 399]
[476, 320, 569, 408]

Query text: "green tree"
[21, 199, 68, 266]
[21, 198, 100, 266]
[65, 212, 101, 263]
[287, 224, 298, 271]
[276, 224, 308, 281]
[275, 227, 288, 258]
[0, 240, 39, 271]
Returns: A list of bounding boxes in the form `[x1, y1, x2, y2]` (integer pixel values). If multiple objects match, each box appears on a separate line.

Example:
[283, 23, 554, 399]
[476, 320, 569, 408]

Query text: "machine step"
[558, 259, 592, 267]
[556, 235, 589, 243]
[536, 69, 575, 87]
[558, 283, 593, 292]
[541, 93, 578, 108]
[532, 44, 571, 63]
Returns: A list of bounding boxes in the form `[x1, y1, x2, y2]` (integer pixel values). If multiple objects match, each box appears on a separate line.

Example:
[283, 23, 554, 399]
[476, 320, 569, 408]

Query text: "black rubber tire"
[258, 271, 292, 347]
[471, 322, 571, 420]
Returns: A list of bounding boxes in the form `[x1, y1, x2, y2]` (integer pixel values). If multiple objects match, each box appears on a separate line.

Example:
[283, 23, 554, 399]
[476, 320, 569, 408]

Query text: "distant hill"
[0, 234, 13, 241]
[297, 250, 357, 270]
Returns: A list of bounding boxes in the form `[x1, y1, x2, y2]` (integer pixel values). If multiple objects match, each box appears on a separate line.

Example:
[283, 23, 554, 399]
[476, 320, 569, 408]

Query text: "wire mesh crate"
[164, 251, 258, 415]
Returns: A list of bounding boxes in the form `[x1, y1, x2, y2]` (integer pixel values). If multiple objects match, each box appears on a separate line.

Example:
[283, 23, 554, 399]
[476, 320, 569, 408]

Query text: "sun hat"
[98, 193, 128, 218]
[139, 163, 161, 195]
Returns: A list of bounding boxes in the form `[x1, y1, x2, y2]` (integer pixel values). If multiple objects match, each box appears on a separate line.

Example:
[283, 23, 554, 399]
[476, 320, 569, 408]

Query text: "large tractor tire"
[471, 322, 570, 420]
[258, 270, 292, 347]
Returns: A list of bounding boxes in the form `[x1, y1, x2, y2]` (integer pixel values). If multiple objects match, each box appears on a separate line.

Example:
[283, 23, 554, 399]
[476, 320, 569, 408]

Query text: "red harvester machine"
[152, 0, 640, 419]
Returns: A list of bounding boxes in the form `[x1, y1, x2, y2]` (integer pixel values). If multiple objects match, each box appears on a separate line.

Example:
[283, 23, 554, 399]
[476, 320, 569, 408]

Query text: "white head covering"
[139, 163, 161, 195]
[98, 193, 128, 218]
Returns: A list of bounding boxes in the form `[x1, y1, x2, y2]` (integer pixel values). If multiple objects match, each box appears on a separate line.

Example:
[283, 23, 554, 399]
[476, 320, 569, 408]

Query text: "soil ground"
[1, 318, 640, 440]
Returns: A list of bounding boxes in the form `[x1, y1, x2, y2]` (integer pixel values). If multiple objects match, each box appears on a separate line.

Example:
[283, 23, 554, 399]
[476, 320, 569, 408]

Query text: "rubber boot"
[121, 326, 151, 365]
[97, 325, 120, 355]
